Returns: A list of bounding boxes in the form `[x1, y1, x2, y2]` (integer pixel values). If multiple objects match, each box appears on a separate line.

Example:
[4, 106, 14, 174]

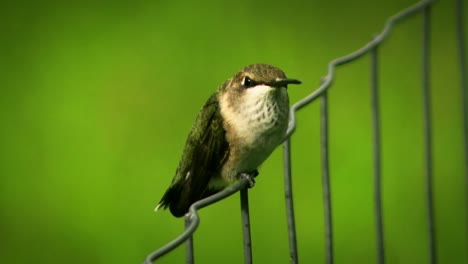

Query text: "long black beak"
[270, 78, 302, 88]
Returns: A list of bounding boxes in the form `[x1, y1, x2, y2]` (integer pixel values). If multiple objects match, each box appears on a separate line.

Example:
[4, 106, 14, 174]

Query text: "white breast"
[219, 85, 289, 181]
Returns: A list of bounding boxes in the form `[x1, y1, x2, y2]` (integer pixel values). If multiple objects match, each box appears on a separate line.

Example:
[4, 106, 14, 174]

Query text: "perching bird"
[156, 64, 301, 217]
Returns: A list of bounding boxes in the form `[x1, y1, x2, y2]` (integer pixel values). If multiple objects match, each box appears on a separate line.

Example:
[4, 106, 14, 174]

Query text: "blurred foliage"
[0, 0, 467, 263]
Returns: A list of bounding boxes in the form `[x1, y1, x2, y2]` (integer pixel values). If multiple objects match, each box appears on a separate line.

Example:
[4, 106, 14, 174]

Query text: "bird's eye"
[242, 76, 256, 88]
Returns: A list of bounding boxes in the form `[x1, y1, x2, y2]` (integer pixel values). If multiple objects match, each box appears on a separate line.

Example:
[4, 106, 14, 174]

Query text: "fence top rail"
[285, 0, 433, 138]
[144, 178, 251, 263]
[144, 0, 434, 262]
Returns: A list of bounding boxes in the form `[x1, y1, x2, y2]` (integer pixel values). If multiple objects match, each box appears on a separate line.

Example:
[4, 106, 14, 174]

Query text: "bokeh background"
[1, 0, 467, 263]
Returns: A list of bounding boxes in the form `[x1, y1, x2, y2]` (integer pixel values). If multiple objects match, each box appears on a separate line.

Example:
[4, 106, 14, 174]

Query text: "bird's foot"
[238, 170, 259, 188]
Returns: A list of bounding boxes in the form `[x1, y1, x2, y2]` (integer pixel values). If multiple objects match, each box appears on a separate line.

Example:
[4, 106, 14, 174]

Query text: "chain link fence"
[144, 0, 467, 263]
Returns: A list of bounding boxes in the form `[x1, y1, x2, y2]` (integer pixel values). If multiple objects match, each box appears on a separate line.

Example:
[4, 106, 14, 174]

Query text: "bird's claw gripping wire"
[239, 170, 258, 188]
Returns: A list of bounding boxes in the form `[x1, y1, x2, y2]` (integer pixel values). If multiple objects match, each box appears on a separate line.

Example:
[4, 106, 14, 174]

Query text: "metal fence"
[144, 0, 467, 263]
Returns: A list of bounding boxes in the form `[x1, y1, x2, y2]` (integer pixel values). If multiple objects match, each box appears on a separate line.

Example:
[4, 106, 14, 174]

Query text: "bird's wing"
[157, 92, 229, 217]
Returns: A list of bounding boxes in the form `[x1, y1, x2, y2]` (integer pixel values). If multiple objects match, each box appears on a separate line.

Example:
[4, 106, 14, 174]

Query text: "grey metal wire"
[282, 139, 298, 264]
[143, 178, 250, 263]
[281, 1, 433, 263]
[370, 46, 384, 264]
[455, 0, 468, 249]
[144, 0, 437, 263]
[240, 188, 253, 264]
[422, 5, 436, 264]
[285, 0, 434, 138]
[320, 92, 333, 264]
[185, 218, 194, 264]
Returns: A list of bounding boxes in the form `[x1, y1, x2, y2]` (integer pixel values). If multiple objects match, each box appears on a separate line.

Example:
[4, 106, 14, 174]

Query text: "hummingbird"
[156, 64, 301, 217]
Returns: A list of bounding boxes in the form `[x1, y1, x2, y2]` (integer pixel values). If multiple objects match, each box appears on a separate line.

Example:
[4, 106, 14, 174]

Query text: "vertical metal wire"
[455, 0, 468, 248]
[282, 139, 298, 264]
[422, 5, 437, 264]
[370, 47, 385, 264]
[320, 92, 334, 264]
[240, 188, 253, 264]
[185, 217, 194, 264]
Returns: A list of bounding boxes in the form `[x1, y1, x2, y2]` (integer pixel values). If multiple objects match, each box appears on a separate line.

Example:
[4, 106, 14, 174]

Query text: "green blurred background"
[1, 0, 467, 263]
